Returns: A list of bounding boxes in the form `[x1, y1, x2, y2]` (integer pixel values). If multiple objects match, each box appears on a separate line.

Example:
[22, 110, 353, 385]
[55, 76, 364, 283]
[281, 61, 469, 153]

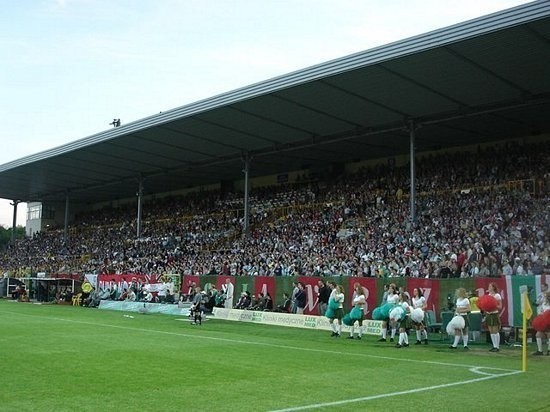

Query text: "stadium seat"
[425, 310, 442, 335]
[72, 293, 82, 306]
[469, 312, 482, 341]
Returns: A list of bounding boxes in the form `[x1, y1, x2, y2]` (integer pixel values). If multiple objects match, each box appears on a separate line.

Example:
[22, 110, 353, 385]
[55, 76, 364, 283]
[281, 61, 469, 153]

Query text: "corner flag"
[520, 287, 533, 372]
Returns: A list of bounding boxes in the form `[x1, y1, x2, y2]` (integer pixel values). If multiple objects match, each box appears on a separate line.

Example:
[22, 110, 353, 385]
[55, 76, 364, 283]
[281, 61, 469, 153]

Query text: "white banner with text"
[212, 308, 383, 335]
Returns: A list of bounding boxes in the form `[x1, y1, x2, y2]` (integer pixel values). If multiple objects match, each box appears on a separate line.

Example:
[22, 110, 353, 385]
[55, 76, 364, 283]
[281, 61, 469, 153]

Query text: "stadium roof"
[1, 1, 550, 205]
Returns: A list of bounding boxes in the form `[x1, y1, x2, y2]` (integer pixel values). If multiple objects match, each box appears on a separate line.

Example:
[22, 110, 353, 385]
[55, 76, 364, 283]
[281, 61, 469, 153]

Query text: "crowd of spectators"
[1, 140, 548, 279]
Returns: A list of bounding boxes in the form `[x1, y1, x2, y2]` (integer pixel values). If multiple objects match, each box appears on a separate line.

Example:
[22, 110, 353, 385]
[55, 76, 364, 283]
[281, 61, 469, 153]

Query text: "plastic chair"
[72, 293, 82, 306]
[425, 310, 442, 335]
[469, 312, 482, 341]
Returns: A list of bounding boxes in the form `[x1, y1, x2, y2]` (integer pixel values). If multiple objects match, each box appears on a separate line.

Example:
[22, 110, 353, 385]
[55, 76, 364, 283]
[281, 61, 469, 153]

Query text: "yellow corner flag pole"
[521, 289, 533, 372]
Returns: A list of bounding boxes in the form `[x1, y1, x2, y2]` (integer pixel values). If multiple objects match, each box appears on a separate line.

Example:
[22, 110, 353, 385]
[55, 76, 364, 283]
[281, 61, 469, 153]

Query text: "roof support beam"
[270, 94, 363, 128]
[408, 120, 417, 223]
[442, 46, 530, 95]
[378, 64, 468, 108]
[320, 79, 410, 118]
[195, 116, 280, 145]
[158, 125, 244, 152]
[228, 105, 317, 139]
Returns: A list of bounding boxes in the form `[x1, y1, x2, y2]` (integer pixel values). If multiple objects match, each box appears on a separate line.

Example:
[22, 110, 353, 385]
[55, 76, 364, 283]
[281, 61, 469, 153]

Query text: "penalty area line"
[269, 370, 521, 412]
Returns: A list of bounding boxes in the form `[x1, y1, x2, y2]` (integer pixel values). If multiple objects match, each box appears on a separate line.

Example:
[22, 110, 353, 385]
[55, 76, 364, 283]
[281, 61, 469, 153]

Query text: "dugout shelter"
[1, 276, 81, 302]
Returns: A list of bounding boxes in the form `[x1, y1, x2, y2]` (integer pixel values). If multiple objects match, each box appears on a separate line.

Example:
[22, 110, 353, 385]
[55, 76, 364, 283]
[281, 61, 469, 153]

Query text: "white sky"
[0, 0, 529, 228]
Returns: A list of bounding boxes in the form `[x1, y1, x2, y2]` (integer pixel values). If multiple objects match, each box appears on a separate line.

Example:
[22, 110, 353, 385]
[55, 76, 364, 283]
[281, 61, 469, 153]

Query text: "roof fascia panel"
[1, 2, 548, 173]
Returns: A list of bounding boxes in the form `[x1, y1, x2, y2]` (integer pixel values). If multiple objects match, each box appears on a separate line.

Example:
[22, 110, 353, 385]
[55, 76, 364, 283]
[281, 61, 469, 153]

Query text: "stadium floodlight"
[109, 118, 121, 127]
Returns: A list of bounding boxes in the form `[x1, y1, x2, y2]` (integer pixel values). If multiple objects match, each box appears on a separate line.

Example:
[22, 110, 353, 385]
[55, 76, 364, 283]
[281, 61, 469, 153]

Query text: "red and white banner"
[475, 277, 508, 324]
[253, 276, 277, 302]
[298, 276, 321, 315]
[182, 275, 200, 294]
[215, 275, 234, 292]
[346, 278, 377, 318]
[408, 278, 440, 316]
[98, 274, 158, 291]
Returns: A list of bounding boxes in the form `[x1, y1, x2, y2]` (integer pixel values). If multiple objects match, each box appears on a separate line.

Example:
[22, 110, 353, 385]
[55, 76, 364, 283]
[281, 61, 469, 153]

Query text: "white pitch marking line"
[269, 369, 521, 412]
[2, 309, 519, 374]
[469, 366, 500, 376]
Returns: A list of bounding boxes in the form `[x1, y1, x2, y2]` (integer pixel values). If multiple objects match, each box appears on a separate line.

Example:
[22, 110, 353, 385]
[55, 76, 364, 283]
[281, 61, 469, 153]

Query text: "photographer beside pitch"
[190, 286, 207, 325]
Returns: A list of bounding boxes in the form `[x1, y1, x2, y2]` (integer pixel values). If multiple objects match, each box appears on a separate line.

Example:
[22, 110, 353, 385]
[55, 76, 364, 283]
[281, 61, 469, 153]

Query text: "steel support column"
[64, 191, 70, 245]
[242, 155, 250, 239]
[10, 200, 19, 243]
[136, 178, 143, 239]
[409, 120, 417, 223]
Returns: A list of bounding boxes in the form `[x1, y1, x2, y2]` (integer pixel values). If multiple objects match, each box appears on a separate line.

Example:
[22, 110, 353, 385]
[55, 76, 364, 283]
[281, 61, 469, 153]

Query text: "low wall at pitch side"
[98, 300, 191, 316]
[212, 307, 383, 335]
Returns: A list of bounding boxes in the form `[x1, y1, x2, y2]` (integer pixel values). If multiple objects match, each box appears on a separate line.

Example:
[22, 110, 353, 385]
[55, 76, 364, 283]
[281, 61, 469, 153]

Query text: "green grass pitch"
[1, 300, 548, 411]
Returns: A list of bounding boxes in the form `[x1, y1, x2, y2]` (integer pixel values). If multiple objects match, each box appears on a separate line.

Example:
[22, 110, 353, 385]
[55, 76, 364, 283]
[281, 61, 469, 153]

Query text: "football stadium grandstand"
[2, 5, 550, 410]
[0, 141, 548, 279]
[0, 2, 549, 312]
